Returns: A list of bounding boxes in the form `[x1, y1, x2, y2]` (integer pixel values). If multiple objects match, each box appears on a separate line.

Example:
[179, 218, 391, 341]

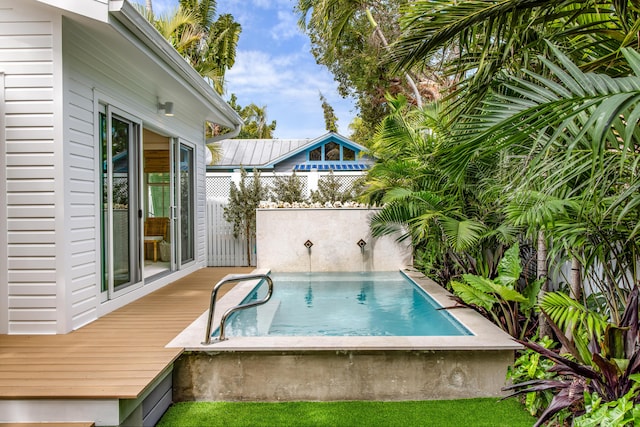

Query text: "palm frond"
[540, 291, 608, 340]
[439, 217, 487, 251]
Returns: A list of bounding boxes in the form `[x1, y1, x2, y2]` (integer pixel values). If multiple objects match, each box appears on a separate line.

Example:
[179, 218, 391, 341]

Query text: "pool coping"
[166, 268, 522, 352]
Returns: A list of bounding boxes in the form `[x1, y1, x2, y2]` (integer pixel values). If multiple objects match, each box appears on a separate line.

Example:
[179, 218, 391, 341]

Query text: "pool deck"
[168, 268, 522, 352]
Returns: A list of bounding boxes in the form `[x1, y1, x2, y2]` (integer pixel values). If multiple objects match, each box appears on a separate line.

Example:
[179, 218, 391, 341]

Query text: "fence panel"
[206, 199, 255, 266]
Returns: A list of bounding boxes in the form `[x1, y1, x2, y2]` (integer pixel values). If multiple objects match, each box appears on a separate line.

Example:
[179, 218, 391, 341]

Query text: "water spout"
[357, 239, 367, 273]
[304, 240, 313, 272]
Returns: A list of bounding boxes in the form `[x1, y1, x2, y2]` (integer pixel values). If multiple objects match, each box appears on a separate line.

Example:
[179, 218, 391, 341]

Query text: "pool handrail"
[202, 273, 274, 345]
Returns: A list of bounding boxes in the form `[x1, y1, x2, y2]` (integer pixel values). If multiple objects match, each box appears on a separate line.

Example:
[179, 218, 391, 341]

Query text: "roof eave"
[108, 1, 243, 129]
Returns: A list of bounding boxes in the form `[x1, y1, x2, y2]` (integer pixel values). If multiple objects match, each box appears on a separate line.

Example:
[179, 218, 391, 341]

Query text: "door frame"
[174, 139, 197, 270]
[100, 104, 144, 300]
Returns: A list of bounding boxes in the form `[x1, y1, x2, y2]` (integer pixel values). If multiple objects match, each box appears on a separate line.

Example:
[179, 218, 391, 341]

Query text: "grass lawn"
[157, 398, 536, 426]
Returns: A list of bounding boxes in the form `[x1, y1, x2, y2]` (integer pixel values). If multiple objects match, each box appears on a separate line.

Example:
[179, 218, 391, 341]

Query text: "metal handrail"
[202, 273, 274, 345]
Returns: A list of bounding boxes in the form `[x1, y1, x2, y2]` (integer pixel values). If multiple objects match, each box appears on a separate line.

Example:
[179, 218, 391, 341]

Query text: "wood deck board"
[0, 267, 253, 399]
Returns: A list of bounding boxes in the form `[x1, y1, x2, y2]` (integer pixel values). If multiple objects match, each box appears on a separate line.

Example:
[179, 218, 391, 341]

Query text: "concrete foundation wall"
[173, 350, 514, 402]
[256, 209, 412, 272]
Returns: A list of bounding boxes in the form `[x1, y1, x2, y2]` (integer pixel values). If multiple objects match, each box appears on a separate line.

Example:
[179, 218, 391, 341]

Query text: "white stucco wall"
[256, 209, 412, 272]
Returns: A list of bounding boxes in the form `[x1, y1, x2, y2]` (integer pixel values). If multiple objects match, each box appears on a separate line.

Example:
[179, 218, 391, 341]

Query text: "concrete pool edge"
[166, 268, 522, 352]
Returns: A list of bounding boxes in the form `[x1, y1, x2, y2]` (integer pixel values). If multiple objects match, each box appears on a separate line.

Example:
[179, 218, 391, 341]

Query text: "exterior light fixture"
[158, 100, 174, 116]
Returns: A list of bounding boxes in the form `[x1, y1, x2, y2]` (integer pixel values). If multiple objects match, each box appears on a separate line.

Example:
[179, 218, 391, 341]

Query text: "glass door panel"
[178, 144, 195, 265]
[111, 116, 133, 290]
[100, 107, 141, 297]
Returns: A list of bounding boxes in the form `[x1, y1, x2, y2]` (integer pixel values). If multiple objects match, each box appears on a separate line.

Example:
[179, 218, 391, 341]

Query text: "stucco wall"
[173, 349, 514, 401]
[256, 208, 412, 272]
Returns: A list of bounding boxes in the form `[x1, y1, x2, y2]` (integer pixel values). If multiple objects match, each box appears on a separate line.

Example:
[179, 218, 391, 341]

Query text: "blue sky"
[137, 0, 356, 139]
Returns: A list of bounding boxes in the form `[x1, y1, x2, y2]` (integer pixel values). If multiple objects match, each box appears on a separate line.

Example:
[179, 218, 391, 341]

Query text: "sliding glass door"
[99, 110, 197, 297]
[100, 106, 142, 297]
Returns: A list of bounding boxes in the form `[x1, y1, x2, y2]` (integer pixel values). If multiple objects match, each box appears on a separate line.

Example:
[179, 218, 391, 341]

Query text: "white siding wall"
[63, 74, 99, 330]
[62, 19, 209, 329]
[1, 1, 62, 334]
[1, 1, 218, 334]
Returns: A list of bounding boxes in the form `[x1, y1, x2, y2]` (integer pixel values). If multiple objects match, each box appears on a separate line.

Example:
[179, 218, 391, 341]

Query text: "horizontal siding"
[8, 244, 57, 257]
[2, 1, 58, 334]
[63, 37, 99, 330]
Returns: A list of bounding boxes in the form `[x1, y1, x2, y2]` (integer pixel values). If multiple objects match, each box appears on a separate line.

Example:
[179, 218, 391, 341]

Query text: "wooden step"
[0, 423, 95, 427]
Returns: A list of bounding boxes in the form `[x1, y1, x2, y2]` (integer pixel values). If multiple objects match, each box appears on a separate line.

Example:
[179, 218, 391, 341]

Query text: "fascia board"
[263, 132, 369, 168]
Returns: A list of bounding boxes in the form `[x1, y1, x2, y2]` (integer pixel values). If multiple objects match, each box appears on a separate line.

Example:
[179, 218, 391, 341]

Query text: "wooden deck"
[0, 267, 253, 400]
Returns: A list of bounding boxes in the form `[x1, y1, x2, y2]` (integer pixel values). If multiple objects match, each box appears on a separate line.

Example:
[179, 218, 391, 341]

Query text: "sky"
[137, 0, 357, 139]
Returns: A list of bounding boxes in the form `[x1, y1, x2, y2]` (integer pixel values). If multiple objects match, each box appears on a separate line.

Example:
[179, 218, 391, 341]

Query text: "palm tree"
[178, 0, 241, 93]
[137, 0, 241, 94]
[242, 104, 275, 139]
[296, 0, 423, 107]
[363, 95, 516, 284]
[150, 8, 200, 56]
[389, 0, 640, 120]
[442, 44, 640, 317]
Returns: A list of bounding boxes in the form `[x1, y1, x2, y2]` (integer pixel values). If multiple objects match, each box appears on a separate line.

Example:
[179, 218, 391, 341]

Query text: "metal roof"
[216, 138, 311, 167]
[210, 132, 372, 170]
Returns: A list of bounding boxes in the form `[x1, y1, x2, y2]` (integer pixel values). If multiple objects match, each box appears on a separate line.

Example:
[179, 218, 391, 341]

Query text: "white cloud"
[271, 10, 303, 41]
[226, 0, 289, 11]
[225, 48, 355, 138]
[134, 0, 356, 139]
[226, 50, 295, 94]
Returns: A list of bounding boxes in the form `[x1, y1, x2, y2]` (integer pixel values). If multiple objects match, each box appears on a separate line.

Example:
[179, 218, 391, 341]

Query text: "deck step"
[0, 423, 95, 427]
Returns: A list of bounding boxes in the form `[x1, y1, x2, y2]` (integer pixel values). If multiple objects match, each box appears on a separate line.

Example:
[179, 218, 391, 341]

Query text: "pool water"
[218, 271, 472, 337]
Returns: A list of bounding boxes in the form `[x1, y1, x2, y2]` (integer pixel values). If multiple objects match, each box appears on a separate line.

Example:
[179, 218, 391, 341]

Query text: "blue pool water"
[218, 271, 472, 337]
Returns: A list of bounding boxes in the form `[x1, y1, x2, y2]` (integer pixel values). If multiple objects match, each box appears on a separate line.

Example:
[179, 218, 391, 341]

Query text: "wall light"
[158, 101, 174, 116]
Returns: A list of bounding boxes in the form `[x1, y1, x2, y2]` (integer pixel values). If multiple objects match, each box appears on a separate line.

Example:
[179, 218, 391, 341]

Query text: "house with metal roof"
[205, 132, 374, 267]
[208, 132, 374, 172]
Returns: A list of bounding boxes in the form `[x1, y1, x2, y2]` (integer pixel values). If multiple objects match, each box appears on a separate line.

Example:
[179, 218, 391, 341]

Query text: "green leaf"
[461, 274, 496, 294]
[450, 280, 496, 311]
[440, 218, 487, 251]
[521, 278, 544, 312]
[496, 243, 522, 287]
[488, 283, 528, 303]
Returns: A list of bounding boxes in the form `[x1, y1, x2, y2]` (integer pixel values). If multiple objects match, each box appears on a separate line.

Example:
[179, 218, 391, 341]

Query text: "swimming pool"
[219, 271, 471, 337]
[168, 269, 521, 402]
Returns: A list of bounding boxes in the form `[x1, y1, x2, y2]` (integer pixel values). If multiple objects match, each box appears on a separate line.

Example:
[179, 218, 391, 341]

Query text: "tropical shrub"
[503, 286, 640, 427]
[310, 170, 363, 203]
[365, 96, 517, 285]
[506, 336, 558, 417]
[449, 243, 542, 339]
[270, 172, 306, 204]
[223, 168, 267, 266]
[572, 380, 640, 427]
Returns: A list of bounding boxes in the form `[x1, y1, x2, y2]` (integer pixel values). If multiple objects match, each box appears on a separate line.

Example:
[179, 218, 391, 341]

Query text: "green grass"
[157, 398, 536, 427]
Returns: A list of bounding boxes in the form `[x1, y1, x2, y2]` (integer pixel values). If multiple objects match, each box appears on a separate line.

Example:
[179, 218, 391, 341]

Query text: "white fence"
[205, 170, 364, 266]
